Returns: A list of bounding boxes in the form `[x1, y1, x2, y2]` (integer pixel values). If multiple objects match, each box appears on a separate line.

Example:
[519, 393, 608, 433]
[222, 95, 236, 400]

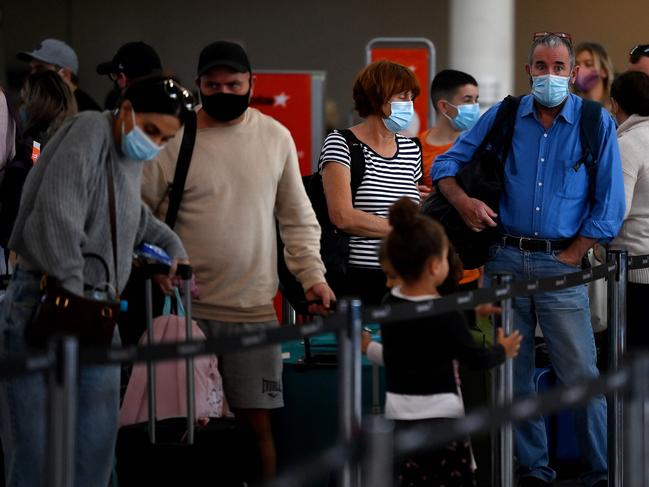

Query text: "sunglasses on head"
[630, 44, 649, 62]
[533, 31, 573, 45]
[161, 78, 195, 111]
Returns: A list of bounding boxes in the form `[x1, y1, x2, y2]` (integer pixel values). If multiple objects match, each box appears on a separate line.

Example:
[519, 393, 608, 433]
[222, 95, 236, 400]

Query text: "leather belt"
[501, 235, 572, 252]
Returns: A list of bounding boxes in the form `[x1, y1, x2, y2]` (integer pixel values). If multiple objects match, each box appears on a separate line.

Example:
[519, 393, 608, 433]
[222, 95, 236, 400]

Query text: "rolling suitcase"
[114, 264, 261, 486]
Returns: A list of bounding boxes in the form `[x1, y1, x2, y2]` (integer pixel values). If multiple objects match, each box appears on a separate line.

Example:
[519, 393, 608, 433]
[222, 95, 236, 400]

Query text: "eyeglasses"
[161, 78, 195, 111]
[629, 44, 649, 62]
[533, 31, 573, 44]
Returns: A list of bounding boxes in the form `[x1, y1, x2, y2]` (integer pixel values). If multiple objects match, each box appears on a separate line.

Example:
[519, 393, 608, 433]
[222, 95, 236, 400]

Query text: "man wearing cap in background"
[17, 38, 100, 112]
[97, 41, 163, 110]
[141, 41, 335, 479]
[629, 43, 649, 76]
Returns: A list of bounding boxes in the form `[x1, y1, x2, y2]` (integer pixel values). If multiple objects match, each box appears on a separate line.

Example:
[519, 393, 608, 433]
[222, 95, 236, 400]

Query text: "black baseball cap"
[197, 41, 251, 76]
[96, 42, 162, 79]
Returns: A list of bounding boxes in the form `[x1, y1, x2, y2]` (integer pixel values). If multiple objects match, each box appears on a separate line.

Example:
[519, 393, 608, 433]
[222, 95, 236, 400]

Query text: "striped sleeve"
[318, 130, 351, 173]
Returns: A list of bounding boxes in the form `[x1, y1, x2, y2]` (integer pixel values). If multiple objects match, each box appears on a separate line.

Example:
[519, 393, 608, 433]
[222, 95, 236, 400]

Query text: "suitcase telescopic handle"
[175, 264, 193, 280]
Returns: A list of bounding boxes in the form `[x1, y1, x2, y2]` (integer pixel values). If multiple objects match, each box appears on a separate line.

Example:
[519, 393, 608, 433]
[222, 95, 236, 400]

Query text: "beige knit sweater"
[142, 108, 325, 322]
[611, 114, 649, 283]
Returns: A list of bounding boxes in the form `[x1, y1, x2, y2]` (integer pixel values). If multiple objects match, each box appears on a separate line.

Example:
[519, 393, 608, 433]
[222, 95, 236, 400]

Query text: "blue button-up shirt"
[431, 94, 625, 241]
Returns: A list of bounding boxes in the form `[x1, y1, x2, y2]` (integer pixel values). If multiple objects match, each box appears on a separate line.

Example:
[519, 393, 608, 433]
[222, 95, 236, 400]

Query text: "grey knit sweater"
[9, 111, 187, 294]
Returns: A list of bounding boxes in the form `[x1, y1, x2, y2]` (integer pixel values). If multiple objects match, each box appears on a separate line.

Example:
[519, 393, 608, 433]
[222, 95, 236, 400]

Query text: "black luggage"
[114, 264, 261, 485]
[115, 417, 261, 486]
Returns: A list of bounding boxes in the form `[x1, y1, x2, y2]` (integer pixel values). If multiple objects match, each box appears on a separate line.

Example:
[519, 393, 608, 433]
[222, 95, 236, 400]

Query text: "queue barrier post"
[337, 298, 363, 487]
[492, 273, 515, 487]
[144, 277, 157, 443]
[48, 335, 78, 487]
[607, 249, 627, 487]
[361, 415, 394, 487]
[623, 353, 649, 487]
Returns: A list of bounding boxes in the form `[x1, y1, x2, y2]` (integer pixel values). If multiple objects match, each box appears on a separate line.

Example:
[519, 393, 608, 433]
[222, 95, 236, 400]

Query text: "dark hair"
[352, 60, 420, 118]
[430, 69, 478, 114]
[21, 70, 77, 140]
[120, 75, 193, 119]
[437, 243, 464, 295]
[611, 71, 649, 117]
[381, 198, 447, 283]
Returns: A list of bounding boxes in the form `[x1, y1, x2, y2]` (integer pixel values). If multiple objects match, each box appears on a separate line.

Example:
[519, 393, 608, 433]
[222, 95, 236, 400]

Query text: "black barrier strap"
[394, 366, 629, 458]
[0, 259, 641, 377]
[628, 254, 649, 270]
[0, 351, 54, 378]
[79, 313, 347, 367]
[365, 263, 612, 325]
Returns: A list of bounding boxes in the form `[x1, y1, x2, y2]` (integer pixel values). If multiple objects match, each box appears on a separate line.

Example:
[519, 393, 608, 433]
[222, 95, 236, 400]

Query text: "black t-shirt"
[74, 88, 101, 112]
[380, 293, 506, 396]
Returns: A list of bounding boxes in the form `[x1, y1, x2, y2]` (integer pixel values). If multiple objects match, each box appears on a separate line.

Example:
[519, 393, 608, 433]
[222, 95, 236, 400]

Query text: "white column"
[449, 0, 515, 109]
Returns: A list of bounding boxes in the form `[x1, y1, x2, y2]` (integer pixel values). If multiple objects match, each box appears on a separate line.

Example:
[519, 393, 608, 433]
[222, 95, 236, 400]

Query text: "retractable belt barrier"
[0, 261, 622, 377]
[0, 254, 646, 487]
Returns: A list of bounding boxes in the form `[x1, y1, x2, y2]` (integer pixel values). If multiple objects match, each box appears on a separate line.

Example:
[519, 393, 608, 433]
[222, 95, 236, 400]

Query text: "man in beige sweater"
[142, 41, 334, 478]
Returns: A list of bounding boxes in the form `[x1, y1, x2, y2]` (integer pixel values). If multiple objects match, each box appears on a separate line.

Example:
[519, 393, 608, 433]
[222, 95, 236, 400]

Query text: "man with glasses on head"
[17, 38, 100, 111]
[629, 44, 649, 76]
[141, 40, 335, 479]
[432, 32, 625, 487]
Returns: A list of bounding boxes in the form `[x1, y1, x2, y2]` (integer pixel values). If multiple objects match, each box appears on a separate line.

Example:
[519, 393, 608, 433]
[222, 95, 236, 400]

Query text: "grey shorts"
[197, 319, 283, 409]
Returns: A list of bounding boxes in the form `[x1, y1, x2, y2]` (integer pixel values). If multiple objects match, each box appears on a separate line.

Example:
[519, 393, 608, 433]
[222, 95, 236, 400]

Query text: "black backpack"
[278, 130, 424, 314]
[421, 96, 601, 270]
[277, 129, 365, 314]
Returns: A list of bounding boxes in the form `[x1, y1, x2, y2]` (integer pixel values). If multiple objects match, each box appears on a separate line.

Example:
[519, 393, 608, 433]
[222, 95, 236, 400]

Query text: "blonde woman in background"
[575, 41, 614, 110]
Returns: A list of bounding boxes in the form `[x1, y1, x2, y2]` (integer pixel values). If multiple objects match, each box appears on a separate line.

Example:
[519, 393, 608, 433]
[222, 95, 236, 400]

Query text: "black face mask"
[201, 90, 250, 122]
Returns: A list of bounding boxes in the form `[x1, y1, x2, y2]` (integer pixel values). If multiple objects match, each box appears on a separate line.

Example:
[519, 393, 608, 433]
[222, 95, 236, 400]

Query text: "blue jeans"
[485, 245, 607, 486]
[0, 267, 120, 487]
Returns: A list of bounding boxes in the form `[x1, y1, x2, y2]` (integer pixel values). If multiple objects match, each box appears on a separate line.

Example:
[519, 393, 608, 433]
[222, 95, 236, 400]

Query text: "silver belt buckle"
[518, 237, 529, 251]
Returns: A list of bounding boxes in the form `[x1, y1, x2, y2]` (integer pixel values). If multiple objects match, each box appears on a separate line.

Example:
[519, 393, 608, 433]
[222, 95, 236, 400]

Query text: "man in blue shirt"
[432, 33, 625, 487]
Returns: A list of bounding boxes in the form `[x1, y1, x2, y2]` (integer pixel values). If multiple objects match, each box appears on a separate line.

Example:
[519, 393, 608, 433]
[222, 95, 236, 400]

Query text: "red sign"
[370, 47, 431, 136]
[250, 72, 313, 176]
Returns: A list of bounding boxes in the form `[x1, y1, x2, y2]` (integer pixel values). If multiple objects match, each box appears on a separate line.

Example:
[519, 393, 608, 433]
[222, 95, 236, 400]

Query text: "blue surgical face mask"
[383, 101, 414, 133]
[531, 74, 570, 108]
[121, 110, 163, 161]
[443, 102, 481, 131]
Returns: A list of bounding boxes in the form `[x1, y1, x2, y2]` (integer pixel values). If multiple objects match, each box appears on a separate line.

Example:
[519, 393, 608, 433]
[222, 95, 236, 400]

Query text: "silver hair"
[528, 34, 575, 69]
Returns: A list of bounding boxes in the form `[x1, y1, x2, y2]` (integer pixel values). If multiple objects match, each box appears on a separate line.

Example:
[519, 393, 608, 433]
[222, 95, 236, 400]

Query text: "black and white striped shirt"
[318, 130, 422, 269]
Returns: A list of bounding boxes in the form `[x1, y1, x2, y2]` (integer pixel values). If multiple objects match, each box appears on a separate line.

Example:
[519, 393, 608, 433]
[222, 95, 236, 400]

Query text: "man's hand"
[554, 236, 596, 267]
[305, 282, 336, 315]
[437, 177, 497, 232]
[457, 197, 498, 232]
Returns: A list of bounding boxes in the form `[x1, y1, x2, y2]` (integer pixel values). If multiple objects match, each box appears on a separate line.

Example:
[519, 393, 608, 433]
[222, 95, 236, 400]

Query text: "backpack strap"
[481, 95, 522, 159]
[338, 129, 366, 199]
[577, 99, 601, 172]
[577, 99, 602, 207]
[165, 110, 197, 229]
[410, 136, 424, 184]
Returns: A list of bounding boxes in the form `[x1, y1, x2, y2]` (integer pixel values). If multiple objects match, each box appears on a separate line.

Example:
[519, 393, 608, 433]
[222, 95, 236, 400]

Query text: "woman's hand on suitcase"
[154, 259, 191, 295]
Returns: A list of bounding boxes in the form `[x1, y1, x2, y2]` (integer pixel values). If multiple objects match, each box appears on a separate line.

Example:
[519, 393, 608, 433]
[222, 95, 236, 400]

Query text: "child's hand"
[497, 328, 522, 359]
[475, 303, 502, 318]
[361, 330, 373, 354]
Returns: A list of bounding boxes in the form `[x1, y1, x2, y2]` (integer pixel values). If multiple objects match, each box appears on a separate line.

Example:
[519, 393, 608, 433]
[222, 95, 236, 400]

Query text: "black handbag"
[421, 96, 521, 269]
[25, 157, 120, 349]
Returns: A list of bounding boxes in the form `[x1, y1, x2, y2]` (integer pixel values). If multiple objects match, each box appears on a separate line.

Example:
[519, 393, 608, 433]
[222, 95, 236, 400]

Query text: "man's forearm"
[437, 177, 469, 207]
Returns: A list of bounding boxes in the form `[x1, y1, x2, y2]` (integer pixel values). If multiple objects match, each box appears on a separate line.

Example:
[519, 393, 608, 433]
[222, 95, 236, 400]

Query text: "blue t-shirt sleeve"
[430, 103, 501, 183]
